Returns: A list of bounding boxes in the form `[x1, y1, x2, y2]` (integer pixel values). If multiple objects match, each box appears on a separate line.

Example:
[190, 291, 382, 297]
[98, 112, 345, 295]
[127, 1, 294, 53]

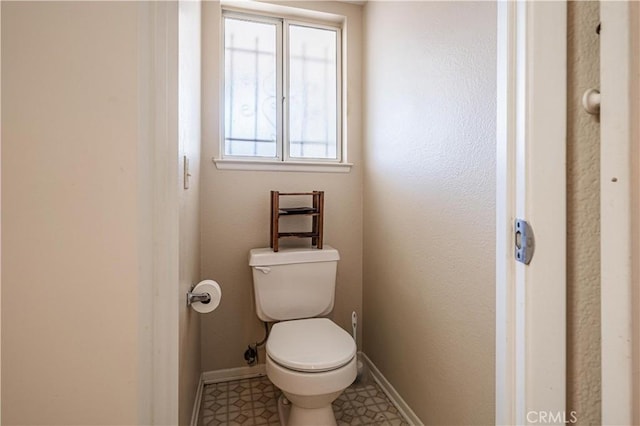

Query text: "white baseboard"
[202, 364, 267, 384]
[360, 352, 423, 426]
[191, 365, 267, 426]
[190, 373, 205, 426]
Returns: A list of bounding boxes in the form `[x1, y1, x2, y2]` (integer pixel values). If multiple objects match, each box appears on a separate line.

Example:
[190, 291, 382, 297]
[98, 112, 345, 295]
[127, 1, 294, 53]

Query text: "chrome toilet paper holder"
[187, 291, 211, 306]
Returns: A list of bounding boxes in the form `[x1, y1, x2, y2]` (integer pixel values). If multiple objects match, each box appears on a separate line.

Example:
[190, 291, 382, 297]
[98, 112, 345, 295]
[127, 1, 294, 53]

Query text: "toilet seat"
[267, 318, 356, 373]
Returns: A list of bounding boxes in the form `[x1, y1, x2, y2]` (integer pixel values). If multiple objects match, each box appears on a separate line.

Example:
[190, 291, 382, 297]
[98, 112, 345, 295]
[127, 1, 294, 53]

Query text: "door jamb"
[140, 2, 180, 424]
[600, 2, 640, 424]
[496, 2, 567, 424]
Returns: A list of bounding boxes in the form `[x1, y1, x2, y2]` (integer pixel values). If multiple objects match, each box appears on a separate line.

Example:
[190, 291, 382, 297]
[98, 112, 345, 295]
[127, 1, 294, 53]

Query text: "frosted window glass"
[288, 25, 337, 159]
[224, 18, 277, 157]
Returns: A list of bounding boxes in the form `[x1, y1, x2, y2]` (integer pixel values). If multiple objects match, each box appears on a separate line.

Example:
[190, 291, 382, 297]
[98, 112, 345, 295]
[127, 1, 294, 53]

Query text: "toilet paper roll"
[191, 280, 222, 314]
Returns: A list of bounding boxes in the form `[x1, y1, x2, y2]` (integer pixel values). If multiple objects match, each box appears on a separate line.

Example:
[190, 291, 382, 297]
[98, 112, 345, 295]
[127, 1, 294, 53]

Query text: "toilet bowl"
[265, 318, 357, 426]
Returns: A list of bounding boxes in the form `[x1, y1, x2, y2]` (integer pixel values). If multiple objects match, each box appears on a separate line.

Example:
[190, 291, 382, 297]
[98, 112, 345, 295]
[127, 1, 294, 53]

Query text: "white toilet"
[249, 245, 357, 426]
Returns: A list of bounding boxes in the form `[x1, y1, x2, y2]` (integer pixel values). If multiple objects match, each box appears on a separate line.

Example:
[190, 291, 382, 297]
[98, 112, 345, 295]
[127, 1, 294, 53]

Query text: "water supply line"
[244, 321, 270, 365]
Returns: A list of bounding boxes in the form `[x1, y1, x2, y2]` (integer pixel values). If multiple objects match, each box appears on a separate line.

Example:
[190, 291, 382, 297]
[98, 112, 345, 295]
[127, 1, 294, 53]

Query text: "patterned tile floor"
[199, 375, 410, 426]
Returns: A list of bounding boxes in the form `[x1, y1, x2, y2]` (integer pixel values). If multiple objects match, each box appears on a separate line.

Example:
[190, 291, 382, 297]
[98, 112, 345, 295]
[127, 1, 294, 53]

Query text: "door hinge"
[515, 218, 535, 265]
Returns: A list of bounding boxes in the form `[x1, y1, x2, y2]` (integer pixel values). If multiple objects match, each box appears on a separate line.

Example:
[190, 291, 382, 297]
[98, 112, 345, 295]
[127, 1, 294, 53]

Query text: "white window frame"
[216, 9, 349, 172]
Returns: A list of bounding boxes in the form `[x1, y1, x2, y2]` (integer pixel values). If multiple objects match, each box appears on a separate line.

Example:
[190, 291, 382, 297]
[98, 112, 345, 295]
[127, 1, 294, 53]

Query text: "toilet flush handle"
[254, 266, 271, 274]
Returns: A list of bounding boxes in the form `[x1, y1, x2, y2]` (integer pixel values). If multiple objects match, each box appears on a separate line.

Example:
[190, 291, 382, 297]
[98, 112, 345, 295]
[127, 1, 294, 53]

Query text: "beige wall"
[200, 1, 363, 371]
[566, 1, 601, 424]
[362, 2, 496, 424]
[1, 2, 143, 424]
[178, 1, 202, 424]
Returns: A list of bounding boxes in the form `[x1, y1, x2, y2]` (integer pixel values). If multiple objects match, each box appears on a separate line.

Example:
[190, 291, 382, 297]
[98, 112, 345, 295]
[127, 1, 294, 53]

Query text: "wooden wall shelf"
[270, 191, 324, 252]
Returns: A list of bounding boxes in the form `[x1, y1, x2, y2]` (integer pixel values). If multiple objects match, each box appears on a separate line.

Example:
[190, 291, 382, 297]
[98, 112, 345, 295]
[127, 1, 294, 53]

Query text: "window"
[222, 11, 342, 165]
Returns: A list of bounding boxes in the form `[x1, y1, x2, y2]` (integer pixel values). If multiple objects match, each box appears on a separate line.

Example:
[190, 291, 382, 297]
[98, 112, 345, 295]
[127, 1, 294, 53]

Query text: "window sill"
[213, 158, 353, 173]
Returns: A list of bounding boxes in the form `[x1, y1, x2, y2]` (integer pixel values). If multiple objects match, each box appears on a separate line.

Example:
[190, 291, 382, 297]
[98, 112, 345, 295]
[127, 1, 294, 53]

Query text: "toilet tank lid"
[249, 246, 339, 266]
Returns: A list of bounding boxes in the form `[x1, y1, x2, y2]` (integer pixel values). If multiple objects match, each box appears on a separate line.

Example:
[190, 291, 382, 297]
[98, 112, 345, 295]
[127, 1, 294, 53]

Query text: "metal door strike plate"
[515, 218, 535, 265]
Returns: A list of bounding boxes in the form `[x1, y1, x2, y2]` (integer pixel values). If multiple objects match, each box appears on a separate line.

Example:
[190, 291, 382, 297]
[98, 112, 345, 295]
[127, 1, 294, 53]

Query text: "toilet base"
[277, 394, 337, 426]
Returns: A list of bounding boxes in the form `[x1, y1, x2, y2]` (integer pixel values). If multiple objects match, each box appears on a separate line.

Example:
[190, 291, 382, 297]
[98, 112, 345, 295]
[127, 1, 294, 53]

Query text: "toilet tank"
[249, 246, 340, 322]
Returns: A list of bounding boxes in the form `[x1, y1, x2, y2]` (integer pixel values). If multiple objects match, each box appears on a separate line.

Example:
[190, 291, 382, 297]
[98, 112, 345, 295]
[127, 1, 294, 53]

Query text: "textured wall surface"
[363, 2, 496, 424]
[1, 2, 142, 423]
[566, 2, 601, 424]
[200, 1, 364, 372]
